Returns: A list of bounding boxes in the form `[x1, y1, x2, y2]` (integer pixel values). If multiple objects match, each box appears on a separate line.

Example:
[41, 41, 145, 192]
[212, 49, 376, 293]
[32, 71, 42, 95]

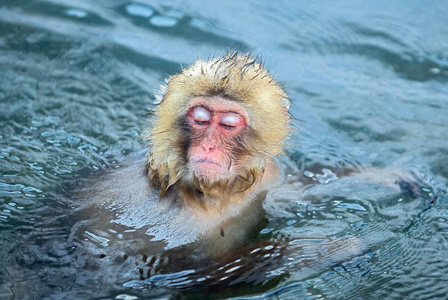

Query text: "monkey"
[146, 53, 289, 206]
[76, 53, 291, 260]
[142, 52, 290, 250]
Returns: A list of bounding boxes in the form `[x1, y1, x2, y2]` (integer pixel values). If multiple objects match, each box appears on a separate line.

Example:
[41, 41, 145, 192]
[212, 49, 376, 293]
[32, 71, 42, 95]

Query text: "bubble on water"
[165, 10, 185, 20]
[430, 68, 440, 74]
[304, 170, 314, 178]
[77, 143, 98, 153]
[150, 16, 178, 27]
[66, 8, 88, 18]
[190, 18, 207, 30]
[125, 3, 155, 18]
[122, 280, 142, 289]
[22, 186, 42, 193]
[337, 202, 367, 211]
[67, 136, 81, 144]
[286, 219, 297, 226]
[315, 168, 338, 184]
[260, 228, 274, 234]
[41, 131, 53, 137]
[116, 294, 138, 300]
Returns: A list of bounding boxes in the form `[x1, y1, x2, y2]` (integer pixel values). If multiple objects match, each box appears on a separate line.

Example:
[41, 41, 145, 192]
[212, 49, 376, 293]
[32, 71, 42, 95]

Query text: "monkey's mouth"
[190, 158, 228, 179]
[195, 159, 221, 166]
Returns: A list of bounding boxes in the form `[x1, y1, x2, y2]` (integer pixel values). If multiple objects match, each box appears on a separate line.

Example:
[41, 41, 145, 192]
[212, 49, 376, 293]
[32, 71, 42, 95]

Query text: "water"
[1, 0, 447, 299]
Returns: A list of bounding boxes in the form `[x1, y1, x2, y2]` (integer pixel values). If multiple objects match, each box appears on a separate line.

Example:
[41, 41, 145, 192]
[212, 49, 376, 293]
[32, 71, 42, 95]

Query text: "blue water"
[1, 0, 447, 299]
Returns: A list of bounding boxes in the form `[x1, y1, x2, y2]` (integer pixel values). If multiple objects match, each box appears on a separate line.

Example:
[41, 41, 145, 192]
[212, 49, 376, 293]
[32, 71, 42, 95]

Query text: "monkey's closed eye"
[220, 123, 237, 129]
[220, 113, 243, 129]
[196, 120, 210, 125]
[191, 106, 211, 123]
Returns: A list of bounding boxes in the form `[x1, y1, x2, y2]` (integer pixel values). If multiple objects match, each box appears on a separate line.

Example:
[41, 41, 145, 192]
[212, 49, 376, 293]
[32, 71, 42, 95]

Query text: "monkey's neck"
[179, 183, 255, 215]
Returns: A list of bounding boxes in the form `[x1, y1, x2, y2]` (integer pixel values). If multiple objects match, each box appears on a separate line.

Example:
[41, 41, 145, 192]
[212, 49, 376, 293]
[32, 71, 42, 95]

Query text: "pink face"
[186, 97, 248, 180]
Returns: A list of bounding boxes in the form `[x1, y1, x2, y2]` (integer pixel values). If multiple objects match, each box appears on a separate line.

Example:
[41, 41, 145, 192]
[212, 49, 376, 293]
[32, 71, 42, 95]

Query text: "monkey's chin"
[190, 161, 229, 181]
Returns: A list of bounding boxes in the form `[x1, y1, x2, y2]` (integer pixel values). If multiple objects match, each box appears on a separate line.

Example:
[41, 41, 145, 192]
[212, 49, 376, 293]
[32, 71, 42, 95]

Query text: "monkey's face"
[147, 53, 290, 198]
[186, 96, 249, 181]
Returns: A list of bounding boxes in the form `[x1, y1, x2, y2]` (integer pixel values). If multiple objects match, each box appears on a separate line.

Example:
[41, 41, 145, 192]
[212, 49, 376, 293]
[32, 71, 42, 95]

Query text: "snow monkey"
[81, 53, 291, 259]
[147, 52, 289, 218]
[144, 52, 290, 254]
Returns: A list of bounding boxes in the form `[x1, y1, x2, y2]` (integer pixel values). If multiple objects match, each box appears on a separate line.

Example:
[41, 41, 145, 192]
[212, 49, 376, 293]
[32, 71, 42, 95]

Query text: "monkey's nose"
[201, 143, 215, 152]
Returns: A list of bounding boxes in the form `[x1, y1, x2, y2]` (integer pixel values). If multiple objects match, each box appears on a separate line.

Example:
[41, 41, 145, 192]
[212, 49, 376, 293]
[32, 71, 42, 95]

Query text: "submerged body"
[83, 155, 268, 257]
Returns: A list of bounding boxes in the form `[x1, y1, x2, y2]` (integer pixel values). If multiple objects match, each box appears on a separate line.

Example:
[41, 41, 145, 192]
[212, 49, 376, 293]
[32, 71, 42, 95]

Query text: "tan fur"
[144, 53, 290, 212]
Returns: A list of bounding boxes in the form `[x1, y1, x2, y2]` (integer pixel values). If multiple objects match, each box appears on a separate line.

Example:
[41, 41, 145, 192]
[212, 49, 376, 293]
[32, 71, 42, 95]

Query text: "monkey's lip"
[190, 158, 228, 179]
[194, 159, 222, 167]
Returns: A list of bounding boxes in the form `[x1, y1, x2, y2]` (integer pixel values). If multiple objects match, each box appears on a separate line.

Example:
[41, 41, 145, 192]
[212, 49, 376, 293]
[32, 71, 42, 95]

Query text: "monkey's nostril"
[201, 143, 215, 152]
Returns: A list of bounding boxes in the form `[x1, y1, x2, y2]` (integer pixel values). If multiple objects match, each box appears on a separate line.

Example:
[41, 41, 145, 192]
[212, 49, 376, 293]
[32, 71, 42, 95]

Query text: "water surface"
[1, 0, 447, 299]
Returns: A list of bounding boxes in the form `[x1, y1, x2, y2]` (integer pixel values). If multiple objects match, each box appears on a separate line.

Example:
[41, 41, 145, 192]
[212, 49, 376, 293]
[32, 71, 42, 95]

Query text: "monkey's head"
[145, 53, 290, 206]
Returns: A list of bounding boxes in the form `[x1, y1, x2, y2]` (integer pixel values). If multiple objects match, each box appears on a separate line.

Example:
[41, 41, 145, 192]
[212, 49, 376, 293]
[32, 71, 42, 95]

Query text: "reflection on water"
[1, 0, 448, 299]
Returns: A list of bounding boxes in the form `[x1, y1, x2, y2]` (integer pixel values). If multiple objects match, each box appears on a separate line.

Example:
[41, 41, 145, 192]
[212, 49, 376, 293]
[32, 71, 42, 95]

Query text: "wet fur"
[145, 53, 290, 212]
